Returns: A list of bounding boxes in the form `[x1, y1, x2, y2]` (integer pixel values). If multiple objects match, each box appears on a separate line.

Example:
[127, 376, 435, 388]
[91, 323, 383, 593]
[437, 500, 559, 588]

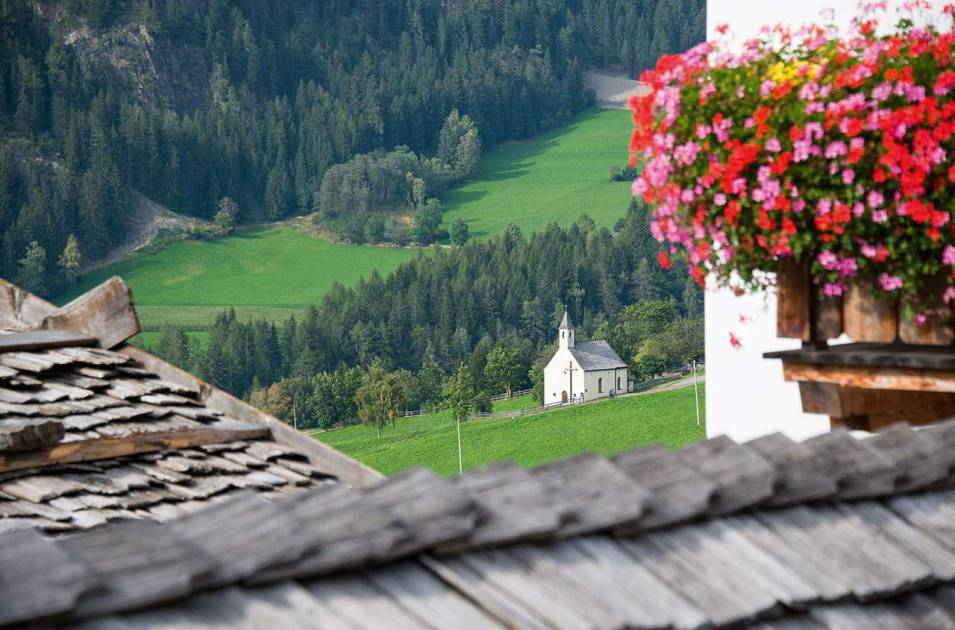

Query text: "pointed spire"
[558, 308, 574, 330]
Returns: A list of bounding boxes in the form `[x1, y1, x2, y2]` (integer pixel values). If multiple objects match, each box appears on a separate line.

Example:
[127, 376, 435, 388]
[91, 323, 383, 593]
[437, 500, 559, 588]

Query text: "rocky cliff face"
[36, 1, 211, 114]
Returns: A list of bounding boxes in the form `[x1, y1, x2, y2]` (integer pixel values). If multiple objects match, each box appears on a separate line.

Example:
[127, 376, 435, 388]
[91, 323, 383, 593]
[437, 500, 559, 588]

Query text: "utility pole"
[456, 417, 463, 475]
[692, 359, 701, 427]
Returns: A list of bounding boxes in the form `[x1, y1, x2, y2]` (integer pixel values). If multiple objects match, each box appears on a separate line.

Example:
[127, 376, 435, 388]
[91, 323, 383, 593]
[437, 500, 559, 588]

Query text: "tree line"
[0, 0, 705, 295]
[152, 201, 704, 430]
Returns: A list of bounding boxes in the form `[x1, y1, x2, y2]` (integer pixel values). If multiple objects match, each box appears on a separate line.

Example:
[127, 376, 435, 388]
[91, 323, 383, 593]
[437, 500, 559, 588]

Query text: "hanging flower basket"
[629, 4, 955, 345]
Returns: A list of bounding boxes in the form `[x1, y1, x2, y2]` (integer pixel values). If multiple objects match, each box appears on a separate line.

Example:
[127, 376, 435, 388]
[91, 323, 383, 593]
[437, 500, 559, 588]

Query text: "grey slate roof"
[10, 420, 955, 628]
[559, 310, 574, 330]
[570, 339, 628, 370]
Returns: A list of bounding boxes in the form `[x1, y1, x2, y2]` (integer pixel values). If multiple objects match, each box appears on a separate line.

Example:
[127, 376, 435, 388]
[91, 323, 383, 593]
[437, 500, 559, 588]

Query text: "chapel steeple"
[558, 308, 575, 349]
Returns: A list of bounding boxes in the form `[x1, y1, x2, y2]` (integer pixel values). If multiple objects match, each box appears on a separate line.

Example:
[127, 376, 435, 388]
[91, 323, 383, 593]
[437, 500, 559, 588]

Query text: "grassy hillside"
[440, 108, 633, 239]
[60, 227, 417, 333]
[54, 108, 634, 339]
[316, 386, 705, 476]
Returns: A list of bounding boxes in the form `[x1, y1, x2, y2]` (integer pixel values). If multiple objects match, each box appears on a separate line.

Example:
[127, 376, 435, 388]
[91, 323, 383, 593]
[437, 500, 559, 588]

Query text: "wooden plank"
[61, 518, 215, 619]
[0, 417, 65, 453]
[810, 594, 955, 630]
[866, 425, 953, 493]
[783, 362, 955, 393]
[612, 444, 715, 530]
[837, 502, 955, 582]
[801, 430, 899, 499]
[745, 432, 837, 506]
[754, 616, 826, 629]
[171, 493, 312, 588]
[505, 541, 701, 629]
[38, 277, 140, 350]
[0, 420, 270, 474]
[71, 583, 355, 630]
[722, 514, 849, 602]
[253, 468, 477, 582]
[0, 527, 100, 627]
[120, 345, 384, 488]
[678, 435, 777, 516]
[420, 555, 553, 630]
[844, 282, 897, 343]
[756, 505, 932, 601]
[765, 342, 955, 371]
[0, 279, 56, 330]
[776, 258, 811, 341]
[0, 330, 97, 352]
[57, 347, 131, 366]
[440, 462, 561, 552]
[531, 453, 650, 536]
[814, 289, 843, 341]
[303, 572, 439, 630]
[364, 561, 505, 629]
[1, 474, 86, 502]
[621, 529, 782, 626]
[889, 490, 955, 548]
[568, 537, 708, 629]
[452, 546, 623, 629]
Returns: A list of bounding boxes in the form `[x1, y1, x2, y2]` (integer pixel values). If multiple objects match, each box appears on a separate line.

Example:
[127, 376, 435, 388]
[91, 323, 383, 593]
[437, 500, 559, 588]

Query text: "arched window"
[598, 377, 603, 393]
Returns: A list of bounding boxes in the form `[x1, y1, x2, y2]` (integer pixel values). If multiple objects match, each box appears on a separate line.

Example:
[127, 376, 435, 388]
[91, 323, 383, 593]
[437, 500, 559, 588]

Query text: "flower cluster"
[630, 2, 955, 309]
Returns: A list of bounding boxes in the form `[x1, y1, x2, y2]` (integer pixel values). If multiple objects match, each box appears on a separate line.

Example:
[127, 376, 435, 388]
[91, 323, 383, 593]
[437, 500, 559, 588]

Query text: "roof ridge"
[8, 418, 955, 627]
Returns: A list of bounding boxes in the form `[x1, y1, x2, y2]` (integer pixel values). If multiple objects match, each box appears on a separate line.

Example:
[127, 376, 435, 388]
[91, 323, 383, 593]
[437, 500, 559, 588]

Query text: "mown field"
[53, 108, 633, 343]
[58, 226, 418, 335]
[315, 385, 705, 476]
[440, 108, 633, 239]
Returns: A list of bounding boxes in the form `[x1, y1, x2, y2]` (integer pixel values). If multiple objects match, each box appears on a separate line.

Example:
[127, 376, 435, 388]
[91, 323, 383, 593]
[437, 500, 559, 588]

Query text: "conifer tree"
[58, 234, 82, 286]
[16, 241, 47, 295]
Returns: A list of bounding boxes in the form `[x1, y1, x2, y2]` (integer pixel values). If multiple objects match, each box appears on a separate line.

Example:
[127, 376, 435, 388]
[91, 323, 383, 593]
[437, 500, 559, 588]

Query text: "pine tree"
[58, 234, 82, 286]
[16, 241, 47, 295]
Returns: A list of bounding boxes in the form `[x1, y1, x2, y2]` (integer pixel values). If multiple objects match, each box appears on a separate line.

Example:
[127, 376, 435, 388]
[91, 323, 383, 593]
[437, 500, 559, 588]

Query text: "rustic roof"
[570, 340, 628, 371]
[0, 278, 380, 534]
[9, 417, 955, 628]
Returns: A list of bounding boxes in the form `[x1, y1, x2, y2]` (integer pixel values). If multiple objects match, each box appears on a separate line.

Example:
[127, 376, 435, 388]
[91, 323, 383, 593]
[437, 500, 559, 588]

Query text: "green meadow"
[315, 386, 705, 476]
[55, 108, 634, 341]
[60, 226, 418, 334]
[440, 108, 633, 239]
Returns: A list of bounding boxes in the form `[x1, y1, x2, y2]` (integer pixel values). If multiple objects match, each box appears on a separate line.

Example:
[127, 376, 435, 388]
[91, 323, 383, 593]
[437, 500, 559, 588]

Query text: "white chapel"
[543, 310, 629, 404]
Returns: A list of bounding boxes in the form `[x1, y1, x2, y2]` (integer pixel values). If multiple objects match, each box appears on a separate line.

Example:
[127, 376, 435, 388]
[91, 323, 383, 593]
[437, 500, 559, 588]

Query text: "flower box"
[629, 4, 955, 344]
[776, 262, 954, 346]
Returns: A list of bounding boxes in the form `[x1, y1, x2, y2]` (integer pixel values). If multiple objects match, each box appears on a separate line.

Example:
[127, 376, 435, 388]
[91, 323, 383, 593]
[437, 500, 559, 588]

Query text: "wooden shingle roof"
[0, 277, 380, 534]
[7, 419, 955, 627]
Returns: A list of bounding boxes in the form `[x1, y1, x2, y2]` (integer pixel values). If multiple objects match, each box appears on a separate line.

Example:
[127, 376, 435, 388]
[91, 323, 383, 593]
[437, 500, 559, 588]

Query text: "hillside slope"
[2, 0, 704, 297]
[317, 385, 705, 476]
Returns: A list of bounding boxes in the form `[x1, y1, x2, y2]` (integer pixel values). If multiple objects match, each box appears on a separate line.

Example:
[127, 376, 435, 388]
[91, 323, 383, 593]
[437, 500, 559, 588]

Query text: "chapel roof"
[0, 277, 380, 534]
[8, 413, 955, 627]
[570, 339, 628, 371]
[558, 309, 574, 330]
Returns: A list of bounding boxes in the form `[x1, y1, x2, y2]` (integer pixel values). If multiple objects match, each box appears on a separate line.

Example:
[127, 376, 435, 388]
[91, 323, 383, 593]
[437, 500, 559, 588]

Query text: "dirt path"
[584, 70, 650, 109]
[85, 191, 209, 273]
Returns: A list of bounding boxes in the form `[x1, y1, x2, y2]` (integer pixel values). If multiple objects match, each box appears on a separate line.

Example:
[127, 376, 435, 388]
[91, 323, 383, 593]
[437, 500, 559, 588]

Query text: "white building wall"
[544, 348, 582, 403]
[581, 369, 626, 402]
[704, 0, 949, 442]
[544, 353, 628, 404]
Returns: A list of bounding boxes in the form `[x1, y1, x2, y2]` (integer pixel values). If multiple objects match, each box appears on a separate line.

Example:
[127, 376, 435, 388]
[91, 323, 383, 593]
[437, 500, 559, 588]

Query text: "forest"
[153, 201, 705, 429]
[0, 0, 706, 294]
